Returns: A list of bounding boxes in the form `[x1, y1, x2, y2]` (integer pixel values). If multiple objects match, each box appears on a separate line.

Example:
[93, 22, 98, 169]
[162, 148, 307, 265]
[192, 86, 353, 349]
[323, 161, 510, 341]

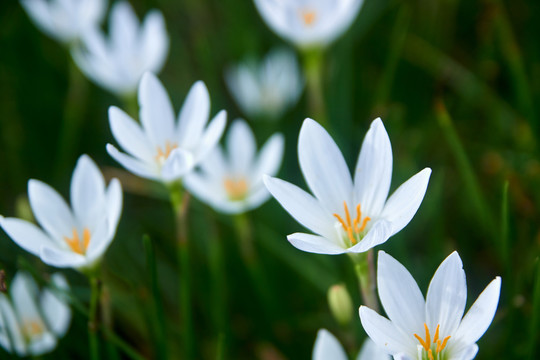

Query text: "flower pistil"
[414, 324, 451, 360]
[64, 228, 91, 255]
[333, 201, 370, 246]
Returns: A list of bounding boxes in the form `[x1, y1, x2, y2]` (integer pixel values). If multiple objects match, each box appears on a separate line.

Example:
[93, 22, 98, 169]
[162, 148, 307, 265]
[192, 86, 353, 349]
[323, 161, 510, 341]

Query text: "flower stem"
[88, 275, 101, 360]
[169, 182, 195, 360]
[302, 48, 327, 125]
[351, 250, 379, 311]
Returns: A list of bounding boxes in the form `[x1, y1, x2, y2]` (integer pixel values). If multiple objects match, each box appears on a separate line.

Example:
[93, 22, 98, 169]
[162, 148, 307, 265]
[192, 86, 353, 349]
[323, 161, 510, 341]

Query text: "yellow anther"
[155, 141, 178, 164]
[223, 177, 248, 201]
[64, 227, 91, 255]
[300, 9, 317, 26]
[333, 202, 371, 246]
[414, 323, 451, 358]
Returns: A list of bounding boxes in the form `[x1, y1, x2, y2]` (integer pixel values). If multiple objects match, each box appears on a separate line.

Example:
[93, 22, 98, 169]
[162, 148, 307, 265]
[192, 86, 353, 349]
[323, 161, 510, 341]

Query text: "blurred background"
[0, 0, 539, 358]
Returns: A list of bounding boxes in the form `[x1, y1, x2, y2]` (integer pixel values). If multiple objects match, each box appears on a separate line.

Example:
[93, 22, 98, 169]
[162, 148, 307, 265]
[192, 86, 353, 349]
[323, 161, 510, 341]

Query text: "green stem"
[100, 284, 120, 360]
[302, 48, 327, 125]
[88, 275, 101, 360]
[529, 258, 540, 360]
[143, 235, 168, 360]
[169, 182, 194, 360]
[350, 250, 379, 311]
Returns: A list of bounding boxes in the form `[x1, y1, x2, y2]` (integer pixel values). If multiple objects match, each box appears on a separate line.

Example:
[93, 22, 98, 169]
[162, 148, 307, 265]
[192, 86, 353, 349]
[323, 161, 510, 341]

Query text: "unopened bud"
[327, 284, 353, 326]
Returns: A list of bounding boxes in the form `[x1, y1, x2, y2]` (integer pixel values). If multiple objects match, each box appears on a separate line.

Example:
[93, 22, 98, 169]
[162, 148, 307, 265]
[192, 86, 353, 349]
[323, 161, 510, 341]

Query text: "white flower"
[21, 0, 107, 44]
[253, 0, 364, 49]
[313, 329, 390, 360]
[264, 118, 431, 255]
[184, 119, 284, 214]
[71, 1, 169, 96]
[107, 72, 227, 183]
[225, 48, 304, 121]
[0, 155, 122, 270]
[359, 251, 502, 360]
[0, 272, 71, 357]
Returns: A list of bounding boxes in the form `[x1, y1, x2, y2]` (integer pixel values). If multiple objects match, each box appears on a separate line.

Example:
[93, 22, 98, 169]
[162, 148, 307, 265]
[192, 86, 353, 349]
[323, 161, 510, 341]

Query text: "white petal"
[346, 220, 393, 253]
[298, 118, 353, 214]
[161, 148, 195, 182]
[138, 72, 176, 147]
[448, 344, 478, 360]
[105, 178, 123, 236]
[312, 329, 348, 360]
[380, 168, 431, 236]
[243, 184, 272, 211]
[426, 252, 467, 338]
[41, 274, 71, 337]
[110, 1, 139, 53]
[359, 306, 414, 357]
[453, 277, 501, 345]
[28, 179, 75, 242]
[252, 132, 285, 180]
[106, 144, 160, 181]
[27, 332, 57, 356]
[0, 217, 58, 257]
[140, 10, 169, 73]
[194, 110, 227, 163]
[357, 338, 391, 360]
[109, 106, 154, 162]
[85, 218, 112, 264]
[263, 175, 334, 239]
[70, 155, 106, 229]
[354, 118, 393, 216]
[227, 119, 256, 174]
[376, 251, 425, 339]
[0, 295, 25, 355]
[177, 81, 211, 148]
[40, 246, 87, 269]
[183, 173, 225, 208]
[287, 232, 346, 255]
[11, 273, 42, 328]
[198, 147, 227, 179]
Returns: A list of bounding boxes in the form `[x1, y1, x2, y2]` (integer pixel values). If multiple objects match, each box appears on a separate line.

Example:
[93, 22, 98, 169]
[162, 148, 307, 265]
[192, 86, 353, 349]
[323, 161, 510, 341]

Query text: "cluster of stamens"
[223, 177, 248, 201]
[22, 319, 44, 339]
[333, 201, 370, 246]
[64, 228, 91, 255]
[414, 324, 451, 360]
[155, 141, 178, 165]
[300, 9, 317, 26]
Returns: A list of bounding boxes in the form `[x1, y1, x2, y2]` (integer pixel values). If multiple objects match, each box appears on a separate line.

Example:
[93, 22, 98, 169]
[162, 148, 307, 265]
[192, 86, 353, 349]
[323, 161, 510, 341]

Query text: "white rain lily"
[225, 48, 303, 121]
[313, 329, 390, 360]
[359, 251, 502, 360]
[184, 119, 284, 214]
[254, 0, 364, 49]
[0, 155, 122, 270]
[0, 272, 71, 357]
[264, 118, 431, 255]
[71, 1, 169, 96]
[21, 0, 107, 44]
[107, 72, 227, 183]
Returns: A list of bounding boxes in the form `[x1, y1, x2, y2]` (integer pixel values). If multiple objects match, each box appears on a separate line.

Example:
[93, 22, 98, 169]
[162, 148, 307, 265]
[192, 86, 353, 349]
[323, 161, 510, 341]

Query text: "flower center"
[64, 227, 91, 255]
[300, 8, 317, 26]
[155, 141, 178, 165]
[414, 324, 451, 360]
[22, 319, 44, 339]
[223, 177, 248, 201]
[333, 201, 371, 246]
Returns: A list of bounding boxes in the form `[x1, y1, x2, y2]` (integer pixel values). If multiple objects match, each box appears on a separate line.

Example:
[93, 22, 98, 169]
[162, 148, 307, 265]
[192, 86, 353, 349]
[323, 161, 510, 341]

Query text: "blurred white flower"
[225, 48, 304, 121]
[253, 0, 364, 49]
[0, 155, 122, 270]
[264, 118, 431, 255]
[107, 72, 227, 183]
[360, 251, 502, 360]
[71, 1, 169, 96]
[184, 119, 284, 214]
[20, 0, 107, 44]
[0, 272, 71, 357]
[313, 329, 390, 360]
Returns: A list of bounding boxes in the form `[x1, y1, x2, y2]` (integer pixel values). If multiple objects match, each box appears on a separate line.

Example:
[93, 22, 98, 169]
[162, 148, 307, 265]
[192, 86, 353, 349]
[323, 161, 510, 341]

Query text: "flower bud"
[327, 284, 353, 326]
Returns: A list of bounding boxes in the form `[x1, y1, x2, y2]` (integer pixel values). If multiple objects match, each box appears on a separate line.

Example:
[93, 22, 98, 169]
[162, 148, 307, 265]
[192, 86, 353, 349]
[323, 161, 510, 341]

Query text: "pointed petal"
[448, 344, 478, 360]
[106, 144, 159, 181]
[40, 246, 87, 269]
[138, 72, 176, 147]
[354, 118, 393, 216]
[263, 175, 334, 239]
[41, 274, 71, 337]
[0, 295, 25, 355]
[110, 1, 139, 52]
[70, 155, 106, 229]
[0, 217, 57, 257]
[161, 148, 195, 181]
[252, 133, 285, 181]
[27, 333, 57, 357]
[85, 218, 113, 264]
[177, 81, 211, 148]
[227, 119, 256, 174]
[454, 277, 501, 345]
[287, 232, 346, 255]
[140, 10, 169, 73]
[105, 178, 123, 236]
[109, 106, 154, 162]
[380, 168, 431, 236]
[243, 184, 272, 211]
[346, 220, 393, 253]
[376, 251, 425, 337]
[359, 306, 414, 357]
[312, 329, 348, 360]
[11, 273, 42, 327]
[194, 110, 227, 163]
[298, 118, 353, 214]
[426, 252, 467, 337]
[357, 338, 391, 360]
[28, 179, 75, 242]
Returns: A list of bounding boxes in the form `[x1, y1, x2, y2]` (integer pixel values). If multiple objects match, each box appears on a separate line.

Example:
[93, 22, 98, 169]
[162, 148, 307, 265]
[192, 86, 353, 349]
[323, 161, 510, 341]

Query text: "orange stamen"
[301, 10, 317, 26]
[223, 177, 248, 200]
[64, 227, 91, 255]
[414, 323, 451, 358]
[333, 202, 371, 246]
[155, 141, 178, 163]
